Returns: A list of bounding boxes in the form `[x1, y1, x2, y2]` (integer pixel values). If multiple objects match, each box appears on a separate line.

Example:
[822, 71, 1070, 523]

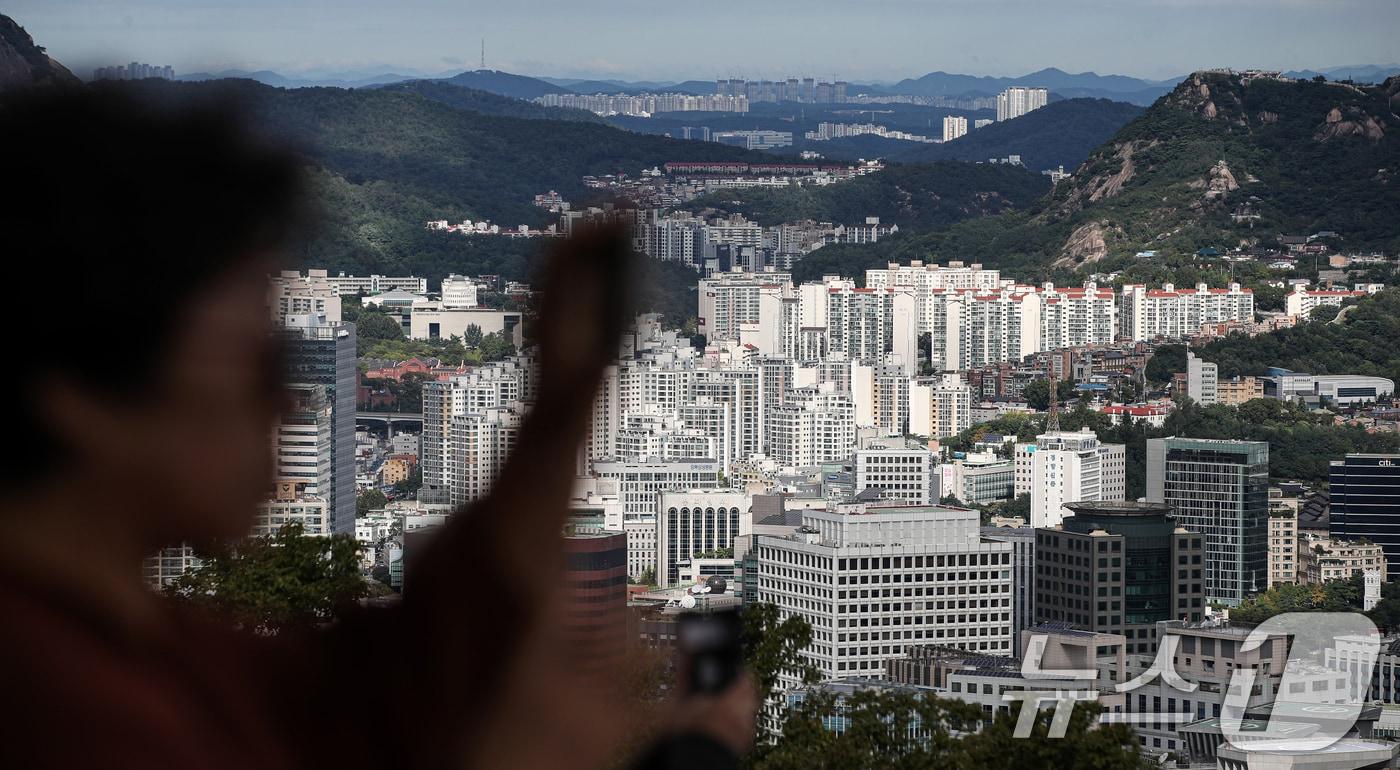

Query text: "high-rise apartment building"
[1147, 438, 1269, 606]
[1186, 350, 1219, 405]
[908, 373, 971, 439]
[1118, 283, 1254, 341]
[996, 86, 1049, 121]
[1329, 454, 1400, 577]
[770, 384, 857, 467]
[1014, 429, 1126, 528]
[941, 115, 968, 142]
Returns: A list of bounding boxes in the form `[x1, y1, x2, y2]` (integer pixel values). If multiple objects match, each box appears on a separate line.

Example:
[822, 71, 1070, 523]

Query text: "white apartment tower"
[1186, 351, 1219, 405]
[996, 86, 1049, 121]
[942, 115, 968, 142]
[1015, 429, 1127, 528]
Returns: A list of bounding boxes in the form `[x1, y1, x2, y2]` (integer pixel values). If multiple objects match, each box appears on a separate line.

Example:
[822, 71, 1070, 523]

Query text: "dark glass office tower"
[1330, 454, 1400, 578]
[1147, 437, 1269, 607]
[282, 320, 357, 536]
[1034, 501, 1204, 654]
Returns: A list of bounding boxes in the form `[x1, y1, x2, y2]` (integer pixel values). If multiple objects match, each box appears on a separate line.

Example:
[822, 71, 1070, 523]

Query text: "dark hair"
[0, 83, 306, 481]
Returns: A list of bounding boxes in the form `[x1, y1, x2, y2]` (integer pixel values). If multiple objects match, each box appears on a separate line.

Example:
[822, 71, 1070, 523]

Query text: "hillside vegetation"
[374, 80, 603, 123]
[685, 162, 1050, 229]
[896, 99, 1144, 171]
[110, 79, 757, 282]
[797, 72, 1400, 281]
[1197, 288, 1400, 384]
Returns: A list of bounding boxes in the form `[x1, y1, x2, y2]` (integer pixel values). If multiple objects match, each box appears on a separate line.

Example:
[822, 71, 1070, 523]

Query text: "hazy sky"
[10, 0, 1400, 83]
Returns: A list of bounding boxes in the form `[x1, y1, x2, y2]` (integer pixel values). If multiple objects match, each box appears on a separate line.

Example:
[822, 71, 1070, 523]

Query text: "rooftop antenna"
[1047, 357, 1061, 432]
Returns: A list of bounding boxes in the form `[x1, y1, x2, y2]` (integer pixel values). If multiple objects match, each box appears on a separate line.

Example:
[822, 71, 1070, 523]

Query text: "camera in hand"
[677, 605, 742, 695]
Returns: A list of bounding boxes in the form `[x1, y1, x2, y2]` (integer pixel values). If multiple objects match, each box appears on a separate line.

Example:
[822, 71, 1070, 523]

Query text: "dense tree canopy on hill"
[1197, 289, 1400, 384]
[374, 80, 603, 123]
[897, 98, 1145, 171]
[687, 162, 1049, 229]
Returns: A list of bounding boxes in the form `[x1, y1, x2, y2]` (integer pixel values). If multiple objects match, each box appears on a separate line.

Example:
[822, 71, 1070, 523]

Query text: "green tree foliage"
[897, 98, 1146, 171]
[1144, 344, 1187, 385]
[741, 603, 822, 736]
[167, 523, 367, 633]
[462, 323, 484, 348]
[355, 311, 404, 341]
[690, 162, 1049, 231]
[1367, 580, 1400, 633]
[957, 702, 1148, 770]
[375, 80, 604, 123]
[1231, 574, 1363, 624]
[1021, 378, 1077, 411]
[1199, 289, 1400, 386]
[392, 465, 423, 497]
[753, 694, 1147, 770]
[356, 488, 388, 516]
[477, 330, 515, 362]
[1309, 304, 1341, 323]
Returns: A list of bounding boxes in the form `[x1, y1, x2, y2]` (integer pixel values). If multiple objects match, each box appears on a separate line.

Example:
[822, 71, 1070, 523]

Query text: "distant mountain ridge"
[439, 70, 572, 99]
[179, 69, 423, 89]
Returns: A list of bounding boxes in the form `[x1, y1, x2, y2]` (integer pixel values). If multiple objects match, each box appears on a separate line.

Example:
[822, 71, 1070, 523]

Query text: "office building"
[940, 453, 1015, 504]
[1014, 429, 1126, 529]
[941, 115, 968, 142]
[1329, 454, 1400, 578]
[270, 384, 333, 505]
[656, 490, 750, 587]
[1265, 369, 1394, 406]
[713, 130, 792, 150]
[1035, 501, 1205, 654]
[756, 502, 1015, 687]
[995, 86, 1048, 121]
[1147, 438, 1269, 606]
[281, 314, 357, 535]
[595, 459, 722, 578]
[854, 445, 938, 505]
[981, 525, 1035, 655]
[562, 529, 628, 672]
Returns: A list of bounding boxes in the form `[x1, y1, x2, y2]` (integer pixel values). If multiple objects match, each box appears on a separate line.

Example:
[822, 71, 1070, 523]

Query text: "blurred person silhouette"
[0, 85, 756, 769]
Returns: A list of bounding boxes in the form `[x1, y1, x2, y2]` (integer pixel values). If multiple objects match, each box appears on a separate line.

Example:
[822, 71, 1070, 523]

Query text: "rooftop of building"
[1062, 500, 1175, 517]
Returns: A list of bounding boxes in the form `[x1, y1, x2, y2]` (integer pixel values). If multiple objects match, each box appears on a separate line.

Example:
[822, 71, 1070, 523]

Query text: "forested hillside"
[897, 98, 1144, 171]
[794, 72, 1400, 283]
[686, 162, 1050, 229]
